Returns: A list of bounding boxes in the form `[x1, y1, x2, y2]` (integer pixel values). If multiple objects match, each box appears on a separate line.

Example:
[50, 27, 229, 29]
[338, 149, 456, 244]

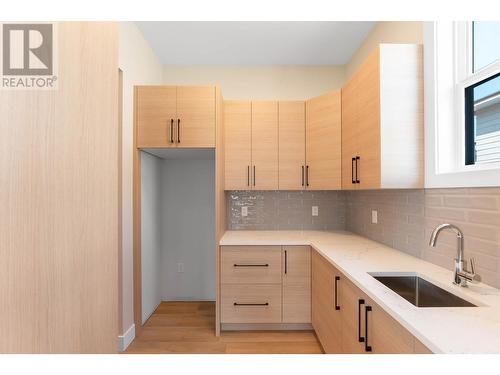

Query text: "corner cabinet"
[341, 44, 424, 190]
[135, 85, 216, 148]
[312, 250, 433, 354]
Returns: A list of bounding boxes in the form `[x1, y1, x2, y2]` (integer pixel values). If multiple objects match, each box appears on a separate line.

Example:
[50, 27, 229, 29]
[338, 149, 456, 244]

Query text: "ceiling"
[135, 22, 376, 65]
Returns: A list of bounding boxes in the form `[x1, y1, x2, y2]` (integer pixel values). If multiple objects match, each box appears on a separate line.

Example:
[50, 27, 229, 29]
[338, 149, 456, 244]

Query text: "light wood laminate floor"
[125, 301, 323, 354]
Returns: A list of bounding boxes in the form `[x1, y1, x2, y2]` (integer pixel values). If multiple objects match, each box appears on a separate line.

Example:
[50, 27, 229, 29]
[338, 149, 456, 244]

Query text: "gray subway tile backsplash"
[226, 187, 500, 289]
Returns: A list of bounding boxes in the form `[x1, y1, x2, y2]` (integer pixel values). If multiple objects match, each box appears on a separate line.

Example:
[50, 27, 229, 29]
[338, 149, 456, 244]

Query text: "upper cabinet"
[225, 95, 341, 191]
[224, 101, 279, 190]
[135, 85, 216, 148]
[224, 101, 252, 190]
[252, 102, 279, 190]
[278, 101, 306, 190]
[306, 90, 342, 190]
[341, 44, 424, 189]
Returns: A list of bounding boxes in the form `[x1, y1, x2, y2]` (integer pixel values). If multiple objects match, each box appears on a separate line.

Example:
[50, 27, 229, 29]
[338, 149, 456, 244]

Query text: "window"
[462, 21, 500, 166]
[424, 22, 500, 188]
[473, 22, 500, 73]
[464, 73, 500, 165]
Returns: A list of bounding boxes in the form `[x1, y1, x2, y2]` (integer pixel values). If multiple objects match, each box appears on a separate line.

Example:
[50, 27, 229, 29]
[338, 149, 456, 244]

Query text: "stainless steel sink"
[370, 274, 477, 307]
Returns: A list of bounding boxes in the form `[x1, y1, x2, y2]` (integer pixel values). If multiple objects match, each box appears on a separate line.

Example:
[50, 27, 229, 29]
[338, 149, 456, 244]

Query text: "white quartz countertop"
[220, 230, 500, 354]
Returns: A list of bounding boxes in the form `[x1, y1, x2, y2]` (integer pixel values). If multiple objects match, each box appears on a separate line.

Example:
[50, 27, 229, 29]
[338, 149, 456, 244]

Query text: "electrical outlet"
[177, 263, 184, 273]
[312, 206, 319, 217]
[241, 206, 248, 217]
[371, 210, 378, 224]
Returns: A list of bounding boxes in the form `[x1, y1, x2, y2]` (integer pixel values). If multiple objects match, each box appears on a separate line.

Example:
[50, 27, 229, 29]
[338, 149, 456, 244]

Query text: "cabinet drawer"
[221, 246, 282, 284]
[221, 284, 282, 323]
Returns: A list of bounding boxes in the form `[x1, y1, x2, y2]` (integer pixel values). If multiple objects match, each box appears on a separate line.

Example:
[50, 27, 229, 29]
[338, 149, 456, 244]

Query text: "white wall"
[160, 158, 216, 300]
[163, 65, 346, 100]
[140, 152, 163, 323]
[345, 21, 423, 79]
[118, 22, 163, 339]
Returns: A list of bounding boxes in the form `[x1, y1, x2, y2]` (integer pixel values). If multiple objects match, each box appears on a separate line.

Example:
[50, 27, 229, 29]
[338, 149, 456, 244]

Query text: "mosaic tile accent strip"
[227, 190, 346, 231]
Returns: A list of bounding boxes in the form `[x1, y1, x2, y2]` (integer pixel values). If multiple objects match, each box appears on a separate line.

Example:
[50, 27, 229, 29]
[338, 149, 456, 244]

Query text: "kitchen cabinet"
[312, 250, 429, 354]
[251, 102, 279, 190]
[340, 276, 366, 353]
[341, 44, 423, 189]
[282, 246, 311, 323]
[311, 250, 342, 353]
[305, 90, 342, 190]
[278, 101, 306, 190]
[224, 101, 278, 190]
[221, 246, 282, 285]
[224, 101, 252, 190]
[225, 95, 341, 191]
[136, 85, 216, 148]
[136, 86, 177, 148]
[220, 245, 311, 326]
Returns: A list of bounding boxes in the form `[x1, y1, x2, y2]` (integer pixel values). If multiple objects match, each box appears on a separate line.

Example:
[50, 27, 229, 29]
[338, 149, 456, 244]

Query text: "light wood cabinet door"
[221, 284, 282, 323]
[306, 90, 342, 190]
[176, 86, 216, 148]
[282, 246, 310, 323]
[365, 298, 414, 354]
[356, 49, 381, 189]
[224, 101, 252, 190]
[311, 250, 342, 353]
[251, 101, 279, 190]
[221, 246, 282, 284]
[278, 101, 306, 190]
[136, 86, 177, 148]
[340, 277, 366, 353]
[341, 77, 359, 189]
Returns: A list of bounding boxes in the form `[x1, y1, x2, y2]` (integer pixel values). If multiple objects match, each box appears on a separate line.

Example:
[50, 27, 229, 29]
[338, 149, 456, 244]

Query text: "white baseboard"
[117, 324, 135, 352]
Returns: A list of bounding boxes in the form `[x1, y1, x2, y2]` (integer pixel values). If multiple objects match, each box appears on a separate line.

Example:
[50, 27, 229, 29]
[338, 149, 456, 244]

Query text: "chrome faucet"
[429, 223, 481, 287]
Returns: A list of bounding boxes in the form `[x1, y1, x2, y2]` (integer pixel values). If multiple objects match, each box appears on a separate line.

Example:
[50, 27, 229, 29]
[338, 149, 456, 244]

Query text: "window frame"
[455, 21, 500, 169]
[424, 21, 500, 188]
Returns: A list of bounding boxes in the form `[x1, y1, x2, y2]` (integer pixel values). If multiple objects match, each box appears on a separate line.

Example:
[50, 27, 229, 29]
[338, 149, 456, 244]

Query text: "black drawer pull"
[355, 156, 360, 184]
[365, 305, 372, 352]
[233, 264, 269, 267]
[170, 119, 174, 143]
[177, 119, 181, 143]
[351, 157, 355, 184]
[234, 302, 269, 306]
[358, 299, 365, 343]
[334, 276, 340, 310]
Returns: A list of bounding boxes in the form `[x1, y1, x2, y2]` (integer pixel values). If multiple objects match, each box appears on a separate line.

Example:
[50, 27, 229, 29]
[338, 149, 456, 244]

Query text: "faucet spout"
[429, 223, 475, 286]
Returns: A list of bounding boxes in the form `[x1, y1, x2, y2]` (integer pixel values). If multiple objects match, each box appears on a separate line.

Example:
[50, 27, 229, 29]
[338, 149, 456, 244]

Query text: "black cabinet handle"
[247, 166, 250, 187]
[177, 119, 180, 143]
[234, 302, 269, 306]
[355, 156, 360, 184]
[170, 119, 174, 143]
[253, 166, 256, 186]
[365, 305, 372, 352]
[358, 299, 365, 343]
[306, 165, 309, 187]
[351, 157, 355, 184]
[301, 165, 304, 187]
[284, 250, 288, 274]
[334, 276, 340, 310]
[233, 264, 269, 267]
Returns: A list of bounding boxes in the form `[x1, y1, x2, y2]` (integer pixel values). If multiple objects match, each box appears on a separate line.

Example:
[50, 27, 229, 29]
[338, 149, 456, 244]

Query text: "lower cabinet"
[311, 250, 342, 353]
[312, 250, 432, 354]
[220, 245, 433, 354]
[220, 245, 311, 325]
